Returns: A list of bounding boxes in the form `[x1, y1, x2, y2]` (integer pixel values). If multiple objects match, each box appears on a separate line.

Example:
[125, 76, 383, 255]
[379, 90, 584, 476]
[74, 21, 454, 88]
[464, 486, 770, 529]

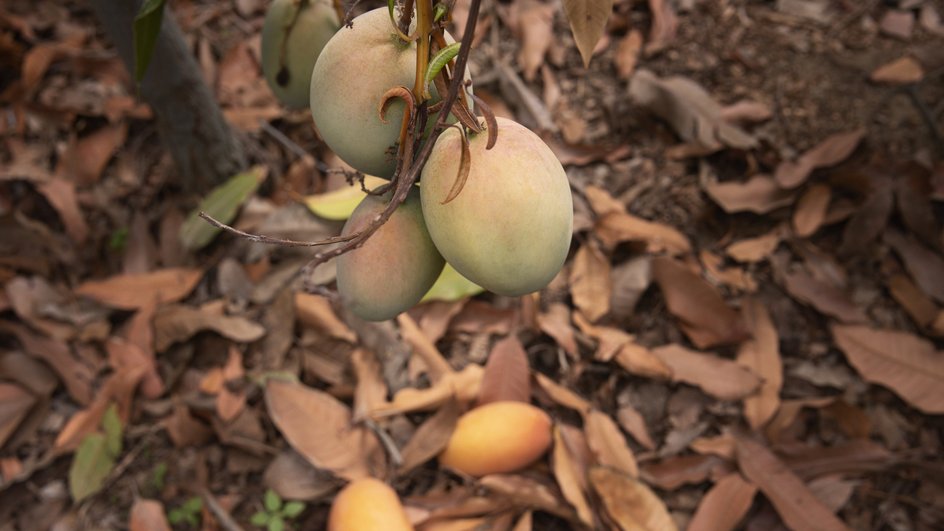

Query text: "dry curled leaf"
[516, 0, 556, 81]
[652, 257, 748, 348]
[704, 174, 796, 214]
[153, 304, 266, 351]
[584, 409, 638, 477]
[570, 242, 612, 322]
[687, 473, 757, 531]
[775, 129, 865, 189]
[589, 466, 678, 531]
[781, 268, 868, 324]
[552, 426, 594, 527]
[884, 229, 944, 304]
[562, 0, 614, 67]
[831, 324, 944, 414]
[536, 303, 579, 359]
[478, 335, 532, 406]
[793, 183, 832, 238]
[726, 227, 785, 263]
[870, 56, 924, 85]
[129, 499, 172, 531]
[398, 399, 460, 474]
[737, 299, 782, 429]
[76, 268, 203, 310]
[652, 344, 762, 401]
[594, 212, 691, 255]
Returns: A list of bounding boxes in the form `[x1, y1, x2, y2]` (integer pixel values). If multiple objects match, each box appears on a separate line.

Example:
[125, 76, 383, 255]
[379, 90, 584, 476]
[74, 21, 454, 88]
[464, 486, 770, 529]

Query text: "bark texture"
[89, 0, 245, 192]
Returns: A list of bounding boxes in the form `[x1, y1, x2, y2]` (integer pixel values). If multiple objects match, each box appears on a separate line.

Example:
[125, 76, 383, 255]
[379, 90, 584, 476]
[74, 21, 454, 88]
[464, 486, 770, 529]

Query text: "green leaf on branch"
[132, 0, 167, 82]
[179, 166, 267, 250]
[421, 263, 484, 302]
[303, 176, 388, 220]
[425, 42, 461, 91]
[562, 0, 614, 67]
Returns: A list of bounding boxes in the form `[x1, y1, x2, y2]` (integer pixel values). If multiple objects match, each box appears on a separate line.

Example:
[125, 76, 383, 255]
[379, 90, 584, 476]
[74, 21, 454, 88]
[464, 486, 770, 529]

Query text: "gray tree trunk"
[89, 0, 245, 192]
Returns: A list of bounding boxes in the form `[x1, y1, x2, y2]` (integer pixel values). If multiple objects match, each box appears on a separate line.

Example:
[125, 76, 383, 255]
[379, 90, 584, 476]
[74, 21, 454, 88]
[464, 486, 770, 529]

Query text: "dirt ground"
[1, 0, 943, 530]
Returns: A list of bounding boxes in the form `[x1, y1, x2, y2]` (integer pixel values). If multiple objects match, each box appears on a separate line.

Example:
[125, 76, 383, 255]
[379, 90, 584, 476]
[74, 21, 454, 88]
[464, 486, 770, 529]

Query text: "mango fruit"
[261, 0, 339, 108]
[336, 186, 445, 321]
[327, 477, 414, 531]
[420, 117, 573, 296]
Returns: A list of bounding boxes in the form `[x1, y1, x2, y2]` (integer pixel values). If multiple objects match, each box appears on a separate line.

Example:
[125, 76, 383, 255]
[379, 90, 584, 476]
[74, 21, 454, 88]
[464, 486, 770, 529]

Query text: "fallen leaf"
[537, 303, 579, 359]
[629, 69, 756, 151]
[646, 0, 678, 54]
[594, 212, 691, 255]
[614, 30, 643, 79]
[838, 181, 894, 255]
[921, 3, 944, 35]
[775, 129, 865, 189]
[807, 474, 857, 513]
[704, 174, 796, 214]
[478, 336, 532, 406]
[616, 405, 655, 450]
[870, 56, 924, 85]
[371, 365, 483, 418]
[398, 399, 460, 474]
[479, 474, 573, 519]
[56, 123, 128, 186]
[793, 183, 831, 237]
[0, 382, 35, 448]
[640, 454, 729, 490]
[764, 397, 836, 443]
[562, 0, 614, 67]
[735, 436, 850, 531]
[552, 426, 594, 526]
[720, 100, 773, 124]
[831, 324, 944, 414]
[880, 9, 914, 39]
[700, 251, 758, 292]
[781, 268, 868, 323]
[516, 0, 556, 81]
[37, 178, 89, 244]
[129, 499, 172, 531]
[726, 228, 784, 263]
[887, 274, 938, 328]
[737, 299, 782, 430]
[689, 433, 736, 460]
[884, 229, 944, 304]
[153, 304, 266, 351]
[652, 257, 748, 348]
[609, 257, 653, 320]
[75, 268, 203, 310]
[264, 450, 340, 501]
[351, 348, 387, 421]
[294, 293, 357, 343]
[0, 322, 94, 405]
[217, 348, 246, 422]
[589, 466, 678, 531]
[781, 439, 892, 481]
[265, 378, 378, 480]
[687, 473, 757, 531]
[162, 402, 212, 448]
[398, 312, 455, 383]
[652, 344, 762, 400]
[534, 373, 592, 413]
[584, 410, 638, 477]
[570, 242, 611, 322]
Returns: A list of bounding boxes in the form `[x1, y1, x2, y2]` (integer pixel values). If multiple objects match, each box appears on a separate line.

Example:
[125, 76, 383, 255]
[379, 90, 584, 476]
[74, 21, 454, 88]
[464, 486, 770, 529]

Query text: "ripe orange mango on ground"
[327, 477, 414, 531]
[439, 401, 553, 476]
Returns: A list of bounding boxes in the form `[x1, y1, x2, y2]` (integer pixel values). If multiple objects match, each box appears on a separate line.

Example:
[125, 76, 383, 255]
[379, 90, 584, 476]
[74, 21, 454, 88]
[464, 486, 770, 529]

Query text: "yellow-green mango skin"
[309, 8, 468, 179]
[420, 117, 573, 296]
[336, 186, 445, 321]
[261, 0, 339, 109]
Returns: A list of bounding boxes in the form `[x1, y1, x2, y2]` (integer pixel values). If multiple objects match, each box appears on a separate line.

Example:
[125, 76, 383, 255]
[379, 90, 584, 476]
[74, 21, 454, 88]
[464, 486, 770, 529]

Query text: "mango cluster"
[263, 5, 574, 321]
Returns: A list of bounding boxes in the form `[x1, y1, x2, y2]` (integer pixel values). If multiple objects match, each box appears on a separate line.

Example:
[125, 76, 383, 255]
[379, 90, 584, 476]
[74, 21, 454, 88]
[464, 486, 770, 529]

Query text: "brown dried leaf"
[0, 322, 94, 405]
[0, 382, 35, 449]
[570, 242, 611, 322]
[700, 251, 758, 292]
[775, 129, 866, 189]
[129, 499, 172, 531]
[552, 426, 594, 526]
[537, 303, 579, 359]
[652, 257, 748, 348]
[652, 344, 762, 400]
[629, 69, 756, 151]
[720, 100, 773, 124]
[153, 304, 266, 351]
[37, 178, 89, 244]
[398, 312, 455, 383]
[781, 439, 892, 481]
[838, 183, 894, 255]
[613, 341, 673, 380]
[372, 365, 483, 418]
[398, 399, 460, 474]
[265, 379, 377, 480]
[737, 299, 782, 430]
[295, 293, 356, 343]
[793, 183, 832, 237]
[615, 30, 643, 79]
[594, 212, 691, 255]
[831, 324, 944, 414]
[616, 405, 655, 450]
[640, 454, 729, 491]
[781, 268, 868, 323]
[807, 475, 857, 513]
[264, 450, 340, 501]
[609, 257, 654, 319]
[589, 466, 678, 531]
[351, 348, 388, 421]
[687, 473, 757, 531]
[534, 373, 592, 413]
[479, 474, 572, 519]
[478, 335, 532, 406]
[884, 229, 944, 304]
[887, 274, 938, 328]
[735, 436, 851, 531]
[562, 0, 614, 67]
[516, 0, 556, 81]
[646, 0, 678, 54]
[584, 409, 638, 477]
[726, 228, 784, 263]
[704, 174, 796, 214]
[56, 123, 128, 186]
[880, 10, 915, 39]
[162, 402, 212, 448]
[870, 56, 924, 85]
[76, 268, 203, 310]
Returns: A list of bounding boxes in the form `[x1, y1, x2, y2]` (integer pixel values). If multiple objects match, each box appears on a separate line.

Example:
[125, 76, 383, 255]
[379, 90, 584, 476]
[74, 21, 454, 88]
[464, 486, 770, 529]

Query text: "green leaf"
[150, 462, 167, 491]
[183, 496, 203, 513]
[281, 501, 305, 518]
[433, 3, 448, 22]
[132, 0, 167, 82]
[302, 176, 388, 220]
[69, 433, 117, 502]
[179, 166, 267, 250]
[102, 403, 122, 456]
[268, 516, 285, 531]
[250, 511, 270, 527]
[421, 263, 484, 302]
[168, 509, 184, 524]
[264, 489, 282, 513]
[425, 42, 461, 89]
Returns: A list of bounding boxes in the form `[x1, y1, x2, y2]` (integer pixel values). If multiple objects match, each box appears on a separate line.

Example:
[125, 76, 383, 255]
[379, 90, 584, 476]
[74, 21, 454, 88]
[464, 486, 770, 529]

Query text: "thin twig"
[259, 119, 309, 160]
[199, 212, 356, 247]
[200, 488, 245, 531]
[363, 418, 403, 468]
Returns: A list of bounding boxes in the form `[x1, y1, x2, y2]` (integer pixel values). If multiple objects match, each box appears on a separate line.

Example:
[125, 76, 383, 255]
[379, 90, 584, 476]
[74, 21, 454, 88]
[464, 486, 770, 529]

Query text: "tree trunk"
[89, 0, 245, 193]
